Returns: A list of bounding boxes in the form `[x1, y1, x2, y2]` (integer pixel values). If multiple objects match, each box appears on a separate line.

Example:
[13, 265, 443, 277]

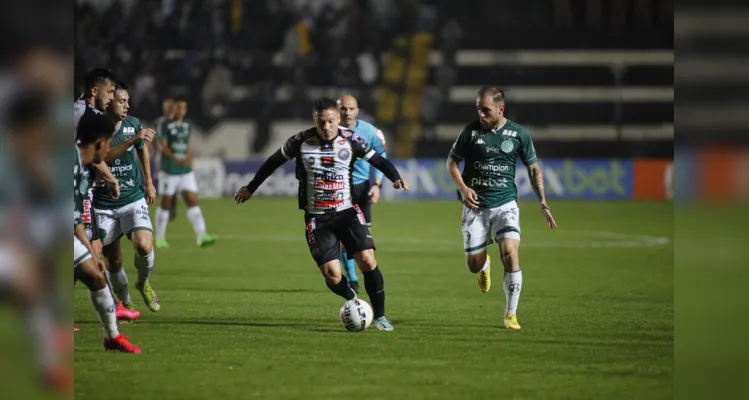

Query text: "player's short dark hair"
[76, 113, 115, 145]
[84, 68, 115, 92]
[173, 96, 188, 104]
[312, 98, 338, 114]
[114, 80, 128, 92]
[477, 87, 505, 103]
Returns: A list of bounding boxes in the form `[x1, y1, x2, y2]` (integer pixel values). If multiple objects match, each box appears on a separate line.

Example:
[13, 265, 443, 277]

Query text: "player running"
[235, 98, 409, 331]
[336, 95, 387, 293]
[74, 113, 141, 353]
[446, 87, 557, 330]
[154, 98, 217, 249]
[94, 81, 160, 313]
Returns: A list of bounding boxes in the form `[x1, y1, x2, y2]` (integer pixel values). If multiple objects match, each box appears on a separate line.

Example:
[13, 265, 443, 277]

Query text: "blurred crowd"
[75, 0, 671, 122]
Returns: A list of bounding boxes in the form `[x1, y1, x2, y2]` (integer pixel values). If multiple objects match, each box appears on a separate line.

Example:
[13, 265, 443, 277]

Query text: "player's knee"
[104, 252, 123, 272]
[500, 246, 519, 271]
[183, 192, 199, 207]
[465, 253, 486, 273]
[320, 263, 342, 284]
[354, 250, 376, 272]
[78, 260, 107, 290]
[133, 237, 153, 256]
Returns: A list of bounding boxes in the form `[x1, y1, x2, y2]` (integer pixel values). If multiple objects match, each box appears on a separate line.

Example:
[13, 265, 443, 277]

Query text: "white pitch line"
[164, 231, 671, 249]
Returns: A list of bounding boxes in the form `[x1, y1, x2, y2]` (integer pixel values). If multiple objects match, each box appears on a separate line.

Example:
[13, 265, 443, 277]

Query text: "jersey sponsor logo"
[338, 148, 351, 161]
[313, 200, 346, 209]
[172, 142, 189, 152]
[321, 156, 335, 167]
[474, 161, 510, 174]
[314, 191, 346, 201]
[337, 139, 347, 145]
[313, 171, 345, 181]
[314, 181, 346, 191]
[501, 140, 514, 153]
[485, 146, 501, 154]
[110, 159, 134, 174]
[82, 199, 92, 223]
[502, 130, 518, 137]
[470, 176, 510, 188]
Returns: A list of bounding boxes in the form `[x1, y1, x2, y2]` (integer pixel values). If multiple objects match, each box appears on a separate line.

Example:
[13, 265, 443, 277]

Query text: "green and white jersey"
[158, 119, 192, 175]
[93, 116, 145, 209]
[449, 119, 538, 209]
[73, 146, 89, 228]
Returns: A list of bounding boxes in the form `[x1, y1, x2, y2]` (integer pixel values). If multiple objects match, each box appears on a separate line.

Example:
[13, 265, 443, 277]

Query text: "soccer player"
[336, 95, 388, 293]
[74, 113, 141, 353]
[151, 97, 179, 221]
[94, 81, 160, 313]
[234, 98, 409, 331]
[154, 98, 217, 249]
[446, 87, 557, 330]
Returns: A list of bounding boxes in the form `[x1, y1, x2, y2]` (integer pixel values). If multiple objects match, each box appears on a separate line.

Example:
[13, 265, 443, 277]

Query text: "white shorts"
[74, 236, 92, 267]
[95, 198, 153, 246]
[461, 200, 521, 255]
[159, 171, 198, 196]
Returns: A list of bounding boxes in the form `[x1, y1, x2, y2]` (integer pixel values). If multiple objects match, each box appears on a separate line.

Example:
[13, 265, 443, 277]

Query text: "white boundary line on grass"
[165, 230, 671, 250]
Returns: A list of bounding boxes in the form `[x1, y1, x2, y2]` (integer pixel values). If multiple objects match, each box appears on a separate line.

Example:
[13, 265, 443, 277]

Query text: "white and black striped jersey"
[281, 127, 376, 214]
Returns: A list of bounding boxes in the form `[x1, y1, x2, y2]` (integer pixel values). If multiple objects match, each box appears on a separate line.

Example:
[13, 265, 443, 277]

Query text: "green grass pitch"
[73, 199, 673, 399]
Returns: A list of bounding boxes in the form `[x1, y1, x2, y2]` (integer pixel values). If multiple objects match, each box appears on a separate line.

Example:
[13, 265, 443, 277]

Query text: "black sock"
[363, 267, 385, 319]
[326, 274, 356, 300]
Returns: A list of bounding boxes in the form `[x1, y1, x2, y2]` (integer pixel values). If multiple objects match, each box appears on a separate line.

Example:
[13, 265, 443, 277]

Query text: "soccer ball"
[339, 299, 373, 332]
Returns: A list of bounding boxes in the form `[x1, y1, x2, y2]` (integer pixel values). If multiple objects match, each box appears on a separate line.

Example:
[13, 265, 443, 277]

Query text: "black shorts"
[82, 198, 100, 242]
[351, 182, 372, 226]
[304, 207, 376, 266]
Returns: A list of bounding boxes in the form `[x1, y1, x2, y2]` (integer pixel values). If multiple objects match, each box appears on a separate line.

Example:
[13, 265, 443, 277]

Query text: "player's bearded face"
[314, 109, 340, 140]
[94, 82, 115, 111]
[476, 97, 502, 130]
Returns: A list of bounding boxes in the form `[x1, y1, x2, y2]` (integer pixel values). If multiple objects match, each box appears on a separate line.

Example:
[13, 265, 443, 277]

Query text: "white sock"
[25, 304, 56, 369]
[480, 259, 489, 272]
[134, 251, 155, 283]
[187, 206, 206, 239]
[503, 270, 522, 316]
[107, 267, 132, 305]
[88, 288, 119, 339]
[155, 207, 170, 241]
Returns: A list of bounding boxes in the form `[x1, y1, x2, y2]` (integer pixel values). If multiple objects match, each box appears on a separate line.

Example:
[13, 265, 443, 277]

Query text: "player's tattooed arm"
[528, 163, 557, 229]
[527, 163, 546, 204]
